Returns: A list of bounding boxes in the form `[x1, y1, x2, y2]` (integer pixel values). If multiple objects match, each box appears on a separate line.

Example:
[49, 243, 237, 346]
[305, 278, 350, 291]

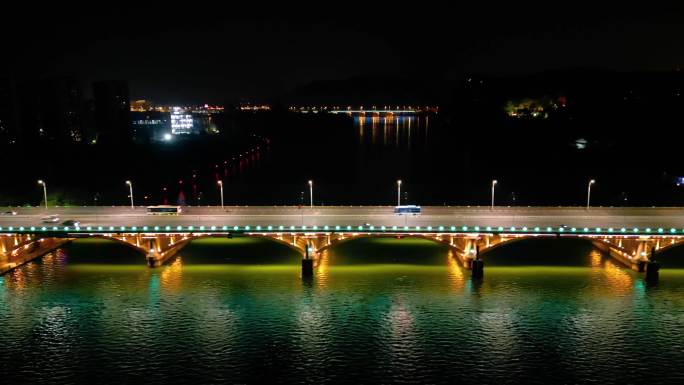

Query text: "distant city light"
[240, 103, 271, 111]
[163, 133, 172, 141]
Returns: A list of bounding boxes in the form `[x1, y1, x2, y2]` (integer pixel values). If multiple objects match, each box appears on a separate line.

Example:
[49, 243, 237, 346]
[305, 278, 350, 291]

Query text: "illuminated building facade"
[171, 107, 194, 135]
[127, 103, 223, 140]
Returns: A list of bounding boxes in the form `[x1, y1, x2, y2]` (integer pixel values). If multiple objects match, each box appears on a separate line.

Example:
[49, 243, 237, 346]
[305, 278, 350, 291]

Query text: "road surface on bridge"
[2, 206, 684, 230]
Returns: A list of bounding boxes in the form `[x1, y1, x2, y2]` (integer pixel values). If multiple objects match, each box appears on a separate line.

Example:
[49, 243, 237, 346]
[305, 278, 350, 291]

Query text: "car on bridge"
[62, 220, 80, 227]
[1, 210, 17, 216]
[41, 215, 60, 223]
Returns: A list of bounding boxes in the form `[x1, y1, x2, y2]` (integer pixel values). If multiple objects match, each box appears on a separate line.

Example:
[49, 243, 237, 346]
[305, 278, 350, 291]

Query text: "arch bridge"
[2, 223, 682, 275]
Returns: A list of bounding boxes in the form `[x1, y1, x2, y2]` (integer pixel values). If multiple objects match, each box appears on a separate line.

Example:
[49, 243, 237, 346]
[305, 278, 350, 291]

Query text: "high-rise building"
[80, 99, 98, 144]
[16, 77, 84, 143]
[93, 80, 131, 144]
[0, 78, 19, 145]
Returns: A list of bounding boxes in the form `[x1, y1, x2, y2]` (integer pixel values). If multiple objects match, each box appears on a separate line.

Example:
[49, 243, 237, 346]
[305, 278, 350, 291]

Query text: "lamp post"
[125, 180, 134, 209]
[491, 180, 497, 210]
[37, 180, 48, 210]
[308, 180, 313, 208]
[217, 180, 224, 210]
[587, 179, 596, 209]
[397, 180, 402, 206]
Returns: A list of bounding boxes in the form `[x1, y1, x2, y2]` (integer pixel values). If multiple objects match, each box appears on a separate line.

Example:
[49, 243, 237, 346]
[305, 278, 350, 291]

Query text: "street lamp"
[217, 180, 224, 210]
[37, 180, 47, 210]
[308, 180, 313, 208]
[397, 180, 402, 206]
[587, 179, 596, 209]
[125, 180, 134, 209]
[491, 180, 498, 210]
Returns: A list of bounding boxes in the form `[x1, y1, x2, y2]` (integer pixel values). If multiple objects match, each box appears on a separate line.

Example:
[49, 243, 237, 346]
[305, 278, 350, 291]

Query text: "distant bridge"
[291, 106, 437, 116]
[328, 109, 421, 115]
[1, 206, 681, 277]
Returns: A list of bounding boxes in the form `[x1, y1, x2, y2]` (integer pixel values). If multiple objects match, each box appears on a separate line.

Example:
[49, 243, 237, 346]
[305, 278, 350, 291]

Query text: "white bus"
[147, 205, 182, 215]
[394, 205, 421, 215]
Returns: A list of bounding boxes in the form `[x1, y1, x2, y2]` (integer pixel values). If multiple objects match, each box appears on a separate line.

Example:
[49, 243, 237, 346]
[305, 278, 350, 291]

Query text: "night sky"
[3, 4, 684, 103]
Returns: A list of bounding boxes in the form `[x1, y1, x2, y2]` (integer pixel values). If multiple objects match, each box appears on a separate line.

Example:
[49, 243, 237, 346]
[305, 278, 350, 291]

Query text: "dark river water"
[1, 238, 684, 384]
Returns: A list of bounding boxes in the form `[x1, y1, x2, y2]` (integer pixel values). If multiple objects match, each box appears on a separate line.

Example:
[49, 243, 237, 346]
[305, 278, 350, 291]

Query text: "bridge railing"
[1, 223, 682, 237]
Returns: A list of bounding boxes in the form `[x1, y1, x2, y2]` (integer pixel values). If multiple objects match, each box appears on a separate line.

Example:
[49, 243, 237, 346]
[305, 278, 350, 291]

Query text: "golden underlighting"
[590, 251, 602, 268]
[160, 257, 183, 292]
[314, 250, 329, 288]
[446, 250, 465, 290]
[601, 259, 633, 294]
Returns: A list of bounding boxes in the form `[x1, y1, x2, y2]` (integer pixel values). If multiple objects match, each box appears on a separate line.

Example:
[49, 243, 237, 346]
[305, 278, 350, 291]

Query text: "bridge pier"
[471, 259, 484, 278]
[646, 261, 660, 281]
[146, 235, 195, 267]
[145, 238, 158, 267]
[645, 248, 660, 282]
[471, 245, 484, 279]
[102, 233, 194, 268]
[637, 260, 646, 272]
[302, 258, 314, 277]
[302, 240, 314, 277]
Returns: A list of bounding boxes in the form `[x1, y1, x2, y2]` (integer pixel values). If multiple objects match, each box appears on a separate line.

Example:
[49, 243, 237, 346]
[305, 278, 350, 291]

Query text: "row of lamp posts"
[489, 179, 595, 210]
[32, 178, 598, 210]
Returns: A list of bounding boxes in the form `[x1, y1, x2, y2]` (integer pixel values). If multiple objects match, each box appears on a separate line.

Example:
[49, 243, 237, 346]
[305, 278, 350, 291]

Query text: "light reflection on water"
[160, 257, 183, 292]
[446, 250, 465, 290]
[356, 115, 429, 149]
[1, 239, 684, 384]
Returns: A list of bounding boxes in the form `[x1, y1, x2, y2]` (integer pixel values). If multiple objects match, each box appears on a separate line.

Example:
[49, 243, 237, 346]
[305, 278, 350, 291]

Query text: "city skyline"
[3, 5, 684, 103]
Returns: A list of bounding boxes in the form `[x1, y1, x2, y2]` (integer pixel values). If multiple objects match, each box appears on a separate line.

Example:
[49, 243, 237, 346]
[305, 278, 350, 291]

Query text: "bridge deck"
[1, 206, 683, 234]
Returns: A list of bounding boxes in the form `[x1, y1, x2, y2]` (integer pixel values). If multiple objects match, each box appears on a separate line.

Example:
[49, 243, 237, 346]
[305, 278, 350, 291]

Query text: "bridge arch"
[85, 235, 148, 255]
[101, 233, 308, 267]
[477, 235, 621, 255]
[473, 235, 640, 269]
[2, 233, 309, 273]
[1, 234, 73, 274]
[6, 231, 683, 274]
[314, 233, 456, 254]
[646, 238, 684, 256]
[311, 233, 454, 265]
[646, 240, 684, 268]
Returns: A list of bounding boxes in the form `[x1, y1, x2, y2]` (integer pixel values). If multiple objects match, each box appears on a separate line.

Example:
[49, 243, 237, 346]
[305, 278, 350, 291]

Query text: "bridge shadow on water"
[61, 239, 144, 265]
[650, 246, 684, 269]
[325, 237, 449, 265]
[325, 237, 613, 268]
[55, 236, 651, 270]
[176, 238, 301, 265]
[59, 237, 455, 267]
[482, 237, 610, 267]
[61, 238, 303, 266]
